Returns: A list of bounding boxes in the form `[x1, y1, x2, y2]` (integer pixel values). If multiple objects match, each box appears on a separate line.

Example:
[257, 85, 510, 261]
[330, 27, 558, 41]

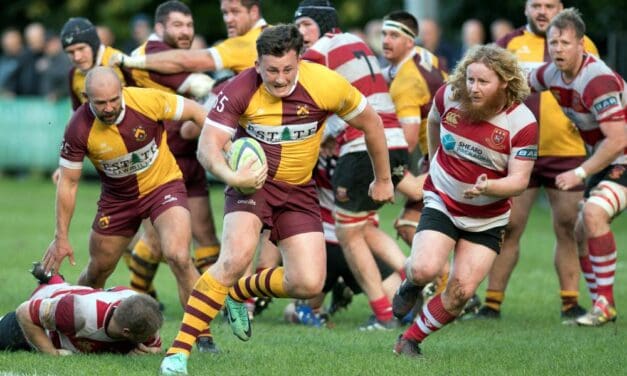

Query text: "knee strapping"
[588, 181, 626, 218]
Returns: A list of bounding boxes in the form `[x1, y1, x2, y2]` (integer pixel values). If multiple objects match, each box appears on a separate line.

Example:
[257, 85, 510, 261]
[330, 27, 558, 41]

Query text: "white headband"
[382, 20, 416, 40]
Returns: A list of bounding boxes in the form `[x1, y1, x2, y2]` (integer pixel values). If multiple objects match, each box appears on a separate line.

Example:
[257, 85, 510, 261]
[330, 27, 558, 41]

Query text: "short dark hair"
[548, 8, 585, 39]
[256, 24, 303, 58]
[114, 294, 163, 342]
[384, 10, 418, 35]
[240, 0, 262, 11]
[155, 0, 192, 25]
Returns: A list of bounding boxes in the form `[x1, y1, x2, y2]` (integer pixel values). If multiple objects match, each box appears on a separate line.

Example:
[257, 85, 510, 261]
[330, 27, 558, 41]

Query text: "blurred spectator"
[417, 18, 457, 72]
[123, 14, 151, 53]
[37, 31, 71, 101]
[17, 22, 46, 95]
[490, 18, 514, 42]
[461, 18, 486, 51]
[348, 27, 366, 42]
[0, 28, 23, 96]
[191, 34, 207, 50]
[97, 25, 116, 47]
[364, 19, 386, 67]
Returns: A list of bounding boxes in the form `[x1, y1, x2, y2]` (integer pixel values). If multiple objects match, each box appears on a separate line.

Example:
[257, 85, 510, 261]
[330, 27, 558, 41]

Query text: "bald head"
[84, 67, 123, 125]
[84, 66, 122, 97]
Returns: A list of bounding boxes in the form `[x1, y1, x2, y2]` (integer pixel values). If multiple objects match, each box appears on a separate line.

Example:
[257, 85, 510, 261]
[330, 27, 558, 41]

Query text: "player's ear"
[254, 59, 260, 73]
[81, 91, 88, 101]
[155, 23, 164, 37]
[121, 327, 132, 338]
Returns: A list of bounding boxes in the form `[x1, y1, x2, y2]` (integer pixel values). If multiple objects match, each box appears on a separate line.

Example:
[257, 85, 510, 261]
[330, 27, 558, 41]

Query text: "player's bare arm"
[464, 157, 535, 199]
[111, 48, 216, 74]
[179, 98, 209, 129]
[401, 121, 420, 153]
[43, 167, 81, 273]
[346, 104, 394, 203]
[557, 119, 627, 190]
[15, 302, 61, 355]
[197, 125, 267, 191]
[426, 103, 441, 161]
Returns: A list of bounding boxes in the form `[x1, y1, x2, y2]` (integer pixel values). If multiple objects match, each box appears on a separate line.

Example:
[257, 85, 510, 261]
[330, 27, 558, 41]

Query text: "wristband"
[574, 166, 587, 180]
[121, 55, 146, 69]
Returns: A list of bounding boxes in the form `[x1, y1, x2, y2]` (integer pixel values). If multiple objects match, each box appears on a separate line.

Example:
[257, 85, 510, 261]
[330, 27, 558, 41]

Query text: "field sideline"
[0, 177, 625, 375]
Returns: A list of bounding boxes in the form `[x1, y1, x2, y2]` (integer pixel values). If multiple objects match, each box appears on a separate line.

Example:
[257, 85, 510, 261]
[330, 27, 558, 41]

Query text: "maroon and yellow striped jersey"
[208, 61, 367, 185]
[383, 46, 447, 154]
[129, 34, 196, 157]
[208, 19, 267, 74]
[68, 45, 128, 111]
[497, 26, 598, 157]
[59, 87, 185, 199]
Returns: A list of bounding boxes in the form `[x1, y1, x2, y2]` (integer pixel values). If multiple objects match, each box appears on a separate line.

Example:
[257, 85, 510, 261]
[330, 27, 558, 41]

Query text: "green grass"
[0, 177, 625, 375]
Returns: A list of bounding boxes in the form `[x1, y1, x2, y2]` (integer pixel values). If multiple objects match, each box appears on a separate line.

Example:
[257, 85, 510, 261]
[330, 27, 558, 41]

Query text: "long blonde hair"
[449, 44, 530, 108]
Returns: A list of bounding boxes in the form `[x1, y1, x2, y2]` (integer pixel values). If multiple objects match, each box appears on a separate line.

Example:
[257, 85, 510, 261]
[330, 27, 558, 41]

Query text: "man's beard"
[164, 33, 193, 49]
[527, 17, 546, 37]
[459, 89, 506, 123]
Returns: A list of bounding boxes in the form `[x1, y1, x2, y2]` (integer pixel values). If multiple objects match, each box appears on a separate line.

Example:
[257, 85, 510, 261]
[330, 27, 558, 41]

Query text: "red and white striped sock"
[403, 294, 456, 343]
[578, 255, 598, 304]
[587, 232, 617, 305]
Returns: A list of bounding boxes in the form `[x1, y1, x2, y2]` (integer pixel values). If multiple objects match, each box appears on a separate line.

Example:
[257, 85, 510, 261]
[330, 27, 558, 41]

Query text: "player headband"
[382, 20, 416, 40]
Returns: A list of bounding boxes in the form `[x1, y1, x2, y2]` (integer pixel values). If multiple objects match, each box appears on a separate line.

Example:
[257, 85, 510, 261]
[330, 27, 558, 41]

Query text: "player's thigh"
[89, 231, 133, 268]
[217, 211, 263, 269]
[139, 218, 161, 252]
[546, 188, 582, 230]
[153, 205, 192, 254]
[506, 187, 539, 238]
[452, 239, 498, 292]
[280, 231, 326, 291]
[187, 195, 216, 243]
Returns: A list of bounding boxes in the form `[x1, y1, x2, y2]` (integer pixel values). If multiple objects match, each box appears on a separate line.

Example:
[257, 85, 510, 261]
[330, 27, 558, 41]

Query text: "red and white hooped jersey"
[28, 282, 161, 354]
[424, 84, 538, 231]
[528, 54, 627, 164]
[302, 31, 407, 156]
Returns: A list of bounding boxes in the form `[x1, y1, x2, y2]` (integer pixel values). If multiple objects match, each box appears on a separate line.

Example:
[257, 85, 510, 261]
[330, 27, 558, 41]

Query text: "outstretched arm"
[112, 49, 216, 74]
[42, 167, 81, 273]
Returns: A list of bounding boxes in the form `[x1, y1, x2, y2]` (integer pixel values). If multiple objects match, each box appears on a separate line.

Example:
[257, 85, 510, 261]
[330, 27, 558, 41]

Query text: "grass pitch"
[0, 177, 625, 375]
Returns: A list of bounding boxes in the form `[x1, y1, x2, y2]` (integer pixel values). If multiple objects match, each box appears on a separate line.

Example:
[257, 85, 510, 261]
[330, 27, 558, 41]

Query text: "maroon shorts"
[223, 178, 322, 243]
[93, 180, 189, 237]
[529, 156, 586, 191]
[176, 156, 208, 198]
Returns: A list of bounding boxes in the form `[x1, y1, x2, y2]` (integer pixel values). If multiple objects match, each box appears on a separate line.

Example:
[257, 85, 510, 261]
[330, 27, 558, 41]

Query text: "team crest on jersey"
[133, 126, 147, 142]
[443, 111, 460, 127]
[486, 129, 508, 150]
[296, 105, 310, 117]
[609, 165, 625, 180]
[571, 91, 585, 112]
[98, 215, 110, 229]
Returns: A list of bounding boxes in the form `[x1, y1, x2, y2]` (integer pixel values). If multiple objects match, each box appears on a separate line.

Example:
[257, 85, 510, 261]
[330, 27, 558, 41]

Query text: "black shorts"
[584, 164, 627, 198]
[322, 242, 394, 294]
[332, 149, 409, 212]
[416, 207, 506, 254]
[0, 311, 31, 351]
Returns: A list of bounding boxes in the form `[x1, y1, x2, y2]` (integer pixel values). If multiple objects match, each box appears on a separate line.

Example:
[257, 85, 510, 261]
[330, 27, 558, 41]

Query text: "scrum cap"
[60, 17, 101, 61]
[294, 0, 339, 36]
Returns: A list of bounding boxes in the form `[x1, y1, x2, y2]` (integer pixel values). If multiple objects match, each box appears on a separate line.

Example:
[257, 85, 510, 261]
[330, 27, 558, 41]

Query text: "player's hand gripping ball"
[227, 137, 267, 195]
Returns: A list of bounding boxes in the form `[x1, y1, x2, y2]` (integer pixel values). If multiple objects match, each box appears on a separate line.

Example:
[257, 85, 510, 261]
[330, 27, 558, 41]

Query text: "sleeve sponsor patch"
[516, 148, 538, 159]
[593, 97, 619, 114]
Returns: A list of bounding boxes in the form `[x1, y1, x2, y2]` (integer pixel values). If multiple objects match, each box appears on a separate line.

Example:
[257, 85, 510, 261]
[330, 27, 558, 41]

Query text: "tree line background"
[4, 0, 625, 71]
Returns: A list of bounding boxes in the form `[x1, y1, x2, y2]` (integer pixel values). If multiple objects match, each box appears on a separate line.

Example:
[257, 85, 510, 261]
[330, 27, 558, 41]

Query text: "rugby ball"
[227, 137, 267, 195]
